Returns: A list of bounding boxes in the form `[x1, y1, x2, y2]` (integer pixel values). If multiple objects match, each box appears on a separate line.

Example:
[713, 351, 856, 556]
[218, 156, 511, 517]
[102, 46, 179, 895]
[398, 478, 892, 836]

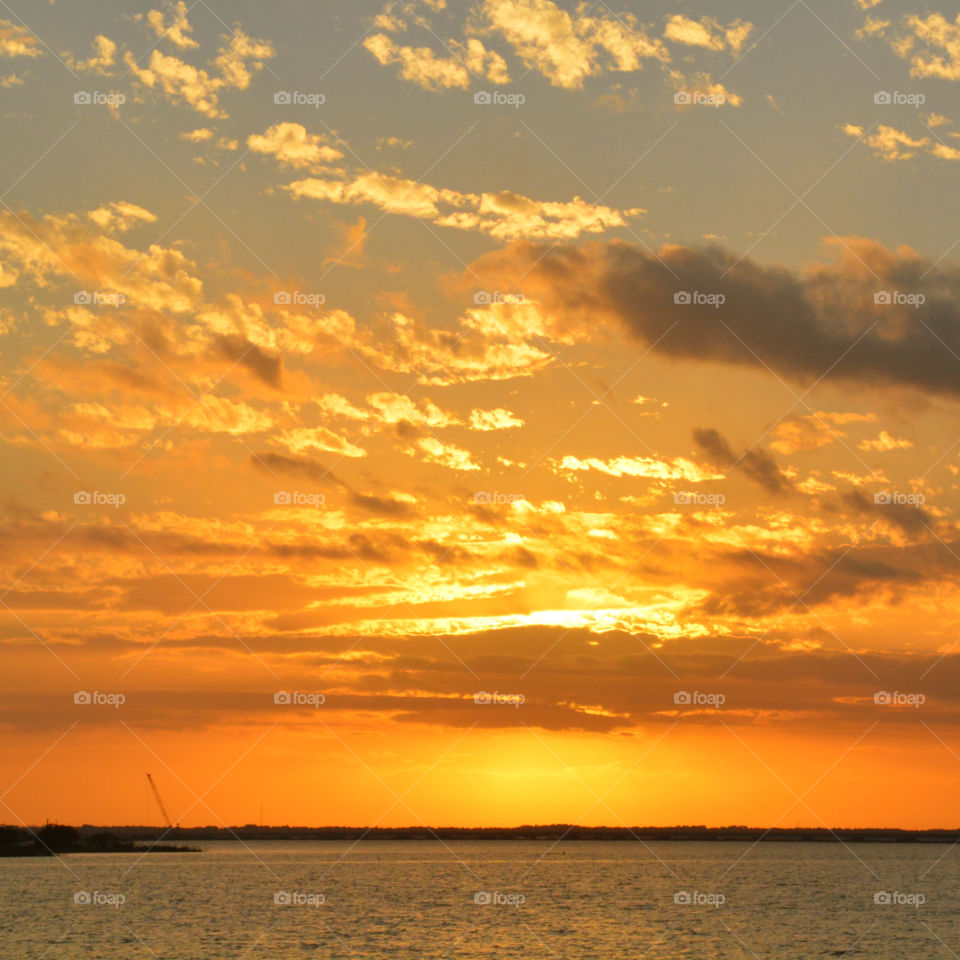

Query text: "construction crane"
[145, 773, 175, 829]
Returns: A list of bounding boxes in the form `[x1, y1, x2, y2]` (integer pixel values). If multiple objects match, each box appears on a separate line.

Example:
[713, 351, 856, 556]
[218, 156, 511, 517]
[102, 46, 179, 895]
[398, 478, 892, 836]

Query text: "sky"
[1, 0, 960, 829]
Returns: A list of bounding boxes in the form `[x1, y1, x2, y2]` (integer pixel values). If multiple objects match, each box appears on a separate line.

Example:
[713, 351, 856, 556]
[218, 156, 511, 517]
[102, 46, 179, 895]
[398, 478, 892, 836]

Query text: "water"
[2, 840, 958, 958]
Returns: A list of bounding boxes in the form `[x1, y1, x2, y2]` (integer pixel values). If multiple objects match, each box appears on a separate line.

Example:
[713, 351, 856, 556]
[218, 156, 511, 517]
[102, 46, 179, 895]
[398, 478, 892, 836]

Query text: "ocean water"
[1, 840, 958, 958]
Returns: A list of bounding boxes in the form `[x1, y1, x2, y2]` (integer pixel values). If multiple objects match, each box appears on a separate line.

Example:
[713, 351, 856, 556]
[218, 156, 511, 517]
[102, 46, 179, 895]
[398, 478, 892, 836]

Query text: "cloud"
[285, 171, 643, 240]
[842, 123, 955, 162]
[87, 201, 158, 233]
[770, 412, 876, 454]
[893, 12, 960, 81]
[125, 27, 274, 118]
[246, 123, 344, 169]
[274, 426, 366, 458]
[694, 428, 794, 495]
[479, 0, 668, 89]
[250, 452, 417, 517]
[664, 15, 753, 54]
[842, 489, 932, 534]
[363, 33, 509, 90]
[466, 236, 960, 400]
[212, 334, 284, 388]
[0, 209, 203, 315]
[63, 35, 116, 73]
[146, 0, 199, 49]
[0, 19, 42, 58]
[411, 436, 480, 470]
[369, 393, 461, 430]
[469, 407, 524, 430]
[180, 127, 214, 142]
[327, 303, 561, 385]
[669, 70, 743, 107]
[859, 430, 913, 452]
[556, 453, 721, 482]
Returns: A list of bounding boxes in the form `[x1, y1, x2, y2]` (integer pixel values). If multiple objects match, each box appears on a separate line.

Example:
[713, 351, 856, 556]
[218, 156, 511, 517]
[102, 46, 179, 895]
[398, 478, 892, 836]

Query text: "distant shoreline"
[23, 825, 960, 844]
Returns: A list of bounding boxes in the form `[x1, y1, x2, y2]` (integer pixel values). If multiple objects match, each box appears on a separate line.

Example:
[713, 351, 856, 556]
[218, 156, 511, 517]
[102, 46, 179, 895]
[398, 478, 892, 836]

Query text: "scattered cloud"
[247, 122, 344, 169]
[87, 200, 158, 233]
[664, 15, 753, 54]
[125, 26, 274, 118]
[284, 170, 643, 241]
[0, 19, 42, 59]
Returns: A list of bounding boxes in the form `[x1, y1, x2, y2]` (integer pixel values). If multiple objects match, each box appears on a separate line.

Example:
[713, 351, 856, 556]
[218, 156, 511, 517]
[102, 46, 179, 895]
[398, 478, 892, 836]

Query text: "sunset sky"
[2, 0, 960, 830]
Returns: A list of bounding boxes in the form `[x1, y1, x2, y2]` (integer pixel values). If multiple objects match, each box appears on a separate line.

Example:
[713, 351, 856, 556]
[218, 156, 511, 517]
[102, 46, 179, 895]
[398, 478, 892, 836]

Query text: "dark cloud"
[250, 453, 417, 517]
[694, 427, 794, 495]
[471, 237, 960, 398]
[843, 489, 933, 534]
[214, 334, 283, 388]
[5, 626, 960, 734]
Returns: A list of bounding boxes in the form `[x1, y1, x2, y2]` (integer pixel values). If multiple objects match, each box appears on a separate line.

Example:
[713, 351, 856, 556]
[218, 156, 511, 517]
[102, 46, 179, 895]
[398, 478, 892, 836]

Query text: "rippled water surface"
[2, 840, 959, 958]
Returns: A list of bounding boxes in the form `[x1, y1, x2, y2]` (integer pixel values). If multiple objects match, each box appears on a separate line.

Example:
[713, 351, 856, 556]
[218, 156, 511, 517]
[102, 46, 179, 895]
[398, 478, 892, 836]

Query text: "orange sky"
[3, 0, 960, 829]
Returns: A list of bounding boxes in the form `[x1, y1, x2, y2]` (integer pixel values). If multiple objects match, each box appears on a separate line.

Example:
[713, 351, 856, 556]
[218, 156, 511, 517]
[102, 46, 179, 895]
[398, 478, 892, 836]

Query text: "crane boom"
[145, 773, 173, 828]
